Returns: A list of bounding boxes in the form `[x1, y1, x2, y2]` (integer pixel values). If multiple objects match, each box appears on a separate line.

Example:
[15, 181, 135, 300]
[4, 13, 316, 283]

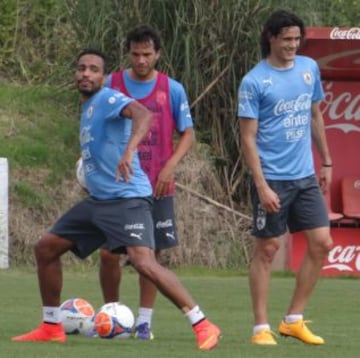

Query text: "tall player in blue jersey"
[238, 10, 333, 346]
[99, 24, 195, 341]
[12, 49, 220, 351]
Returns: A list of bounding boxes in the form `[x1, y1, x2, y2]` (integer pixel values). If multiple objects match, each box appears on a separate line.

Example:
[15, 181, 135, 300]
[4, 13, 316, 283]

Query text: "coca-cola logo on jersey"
[274, 94, 312, 116]
[323, 245, 360, 272]
[330, 27, 360, 40]
[320, 81, 360, 133]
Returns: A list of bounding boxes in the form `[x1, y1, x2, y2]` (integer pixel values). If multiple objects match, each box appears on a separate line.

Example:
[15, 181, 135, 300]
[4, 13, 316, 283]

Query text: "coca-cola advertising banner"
[317, 80, 360, 210]
[302, 27, 360, 80]
[289, 229, 360, 277]
[287, 28, 360, 277]
[299, 27, 360, 211]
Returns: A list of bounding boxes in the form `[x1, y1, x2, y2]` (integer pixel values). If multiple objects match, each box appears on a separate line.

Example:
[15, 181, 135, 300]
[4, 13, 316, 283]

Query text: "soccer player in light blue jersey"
[238, 10, 333, 346]
[99, 25, 195, 340]
[12, 49, 220, 351]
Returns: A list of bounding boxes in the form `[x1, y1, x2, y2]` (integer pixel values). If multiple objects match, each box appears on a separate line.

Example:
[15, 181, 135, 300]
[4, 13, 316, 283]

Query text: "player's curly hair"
[260, 10, 305, 58]
[125, 24, 161, 52]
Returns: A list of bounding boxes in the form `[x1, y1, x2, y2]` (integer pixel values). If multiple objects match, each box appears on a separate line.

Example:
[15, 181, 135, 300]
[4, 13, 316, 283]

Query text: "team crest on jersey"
[303, 71, 312, 85]
[86, 105, 93, 119]
[156, 91, 167, 106]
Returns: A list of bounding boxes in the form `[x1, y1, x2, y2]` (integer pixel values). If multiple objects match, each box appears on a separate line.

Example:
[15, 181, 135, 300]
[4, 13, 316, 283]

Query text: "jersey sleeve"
[102, 90, 134, 120]
[311, 60, 324, 103]
[237, 75, 260, 120]
[169, 78, 194, 132]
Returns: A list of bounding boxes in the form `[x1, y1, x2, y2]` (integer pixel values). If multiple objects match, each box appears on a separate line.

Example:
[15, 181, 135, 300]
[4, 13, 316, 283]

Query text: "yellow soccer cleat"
[278, 319, 324, 345]
[251, 329, 277, 345]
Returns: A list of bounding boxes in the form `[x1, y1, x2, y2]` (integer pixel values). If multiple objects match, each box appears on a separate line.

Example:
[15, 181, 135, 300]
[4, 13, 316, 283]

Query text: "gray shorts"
[49, 196, 155, 259]
[251, 175, 329, 239]
[110, 196, 178, 253]
[152, 196, 178, 250]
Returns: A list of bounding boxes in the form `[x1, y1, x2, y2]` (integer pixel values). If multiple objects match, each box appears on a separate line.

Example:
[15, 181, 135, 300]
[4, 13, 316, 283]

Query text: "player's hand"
[154, 164, 175, 199]
[258, 185, 281, 213]
[116, 149, 134, 182]
[319, 166, 332, 194]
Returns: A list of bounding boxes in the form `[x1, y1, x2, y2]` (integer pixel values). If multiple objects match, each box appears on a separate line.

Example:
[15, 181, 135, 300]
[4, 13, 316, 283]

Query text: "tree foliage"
[1, 0, 359, 205]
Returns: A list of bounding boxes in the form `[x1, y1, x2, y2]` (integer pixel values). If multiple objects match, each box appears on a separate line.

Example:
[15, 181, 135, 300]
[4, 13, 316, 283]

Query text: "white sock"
[284, 314, 303, 323]
[136, 307, 153, 328]
[185, 305, 205, 325]
[253, 324, 271, 335]
[43, 306, 61, 323]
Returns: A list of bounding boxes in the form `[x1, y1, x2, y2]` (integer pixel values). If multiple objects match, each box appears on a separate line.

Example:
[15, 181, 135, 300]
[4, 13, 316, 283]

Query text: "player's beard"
[78, 88, 97, 97]
[78, 82, 101, 98]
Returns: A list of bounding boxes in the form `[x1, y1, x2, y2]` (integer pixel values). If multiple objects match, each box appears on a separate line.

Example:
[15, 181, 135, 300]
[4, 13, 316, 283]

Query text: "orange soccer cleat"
[193, 319, 221, 351]
[12, 322, 67, 343]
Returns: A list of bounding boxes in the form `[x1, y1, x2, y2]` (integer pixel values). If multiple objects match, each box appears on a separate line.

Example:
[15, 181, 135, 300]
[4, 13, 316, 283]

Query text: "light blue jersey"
[80, 87, 152, 199]
[238, 55, 324, 180]
[105, 71, 193, 132]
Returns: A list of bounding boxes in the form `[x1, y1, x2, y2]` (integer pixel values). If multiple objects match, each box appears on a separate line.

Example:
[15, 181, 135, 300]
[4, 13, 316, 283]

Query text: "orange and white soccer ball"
[60, 298, 95, 334]
[94, 302, 134, 339]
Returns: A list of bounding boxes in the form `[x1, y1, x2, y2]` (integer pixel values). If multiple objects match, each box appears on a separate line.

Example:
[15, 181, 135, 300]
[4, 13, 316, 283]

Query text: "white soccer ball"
[60, 298, 95, 334]
[94, 302, 135, 339]
[75, 157, 86, 189]
[78, 316, 96, 337]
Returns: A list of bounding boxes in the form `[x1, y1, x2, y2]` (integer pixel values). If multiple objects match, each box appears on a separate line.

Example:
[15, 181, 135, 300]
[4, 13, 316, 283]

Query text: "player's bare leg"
[279, 227, 332, 344]
[249, 237, 279, 345]
[134, 251, 159, 339]
[99, 249, 121, 303]
[127, 246, 221, 350]
[12, 233, 72, 342]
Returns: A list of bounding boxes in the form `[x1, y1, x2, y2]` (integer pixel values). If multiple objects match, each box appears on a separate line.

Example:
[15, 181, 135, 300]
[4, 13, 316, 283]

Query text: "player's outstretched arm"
[121, 100, 152, 151]
[117, 101, 152, 182]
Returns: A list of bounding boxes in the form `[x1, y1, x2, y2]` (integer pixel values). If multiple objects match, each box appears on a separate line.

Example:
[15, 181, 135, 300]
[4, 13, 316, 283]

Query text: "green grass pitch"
[1, 269, 359, 358]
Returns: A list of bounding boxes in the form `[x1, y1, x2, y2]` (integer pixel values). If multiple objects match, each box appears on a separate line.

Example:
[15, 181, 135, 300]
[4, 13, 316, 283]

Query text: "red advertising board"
[299, 27, 360, 211]
[289, 229, 360, 277]
[287, 27, 360, 277]
[317, 80, 360, 211]
[302, 27, 360, 80]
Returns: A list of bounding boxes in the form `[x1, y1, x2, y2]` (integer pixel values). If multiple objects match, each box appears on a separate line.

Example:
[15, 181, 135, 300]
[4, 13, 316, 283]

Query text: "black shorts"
[49, 196, 155, 259]
[152, 196, 178, 250]
[110, 196, 178, 253]
[251, 175, 329, 239]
